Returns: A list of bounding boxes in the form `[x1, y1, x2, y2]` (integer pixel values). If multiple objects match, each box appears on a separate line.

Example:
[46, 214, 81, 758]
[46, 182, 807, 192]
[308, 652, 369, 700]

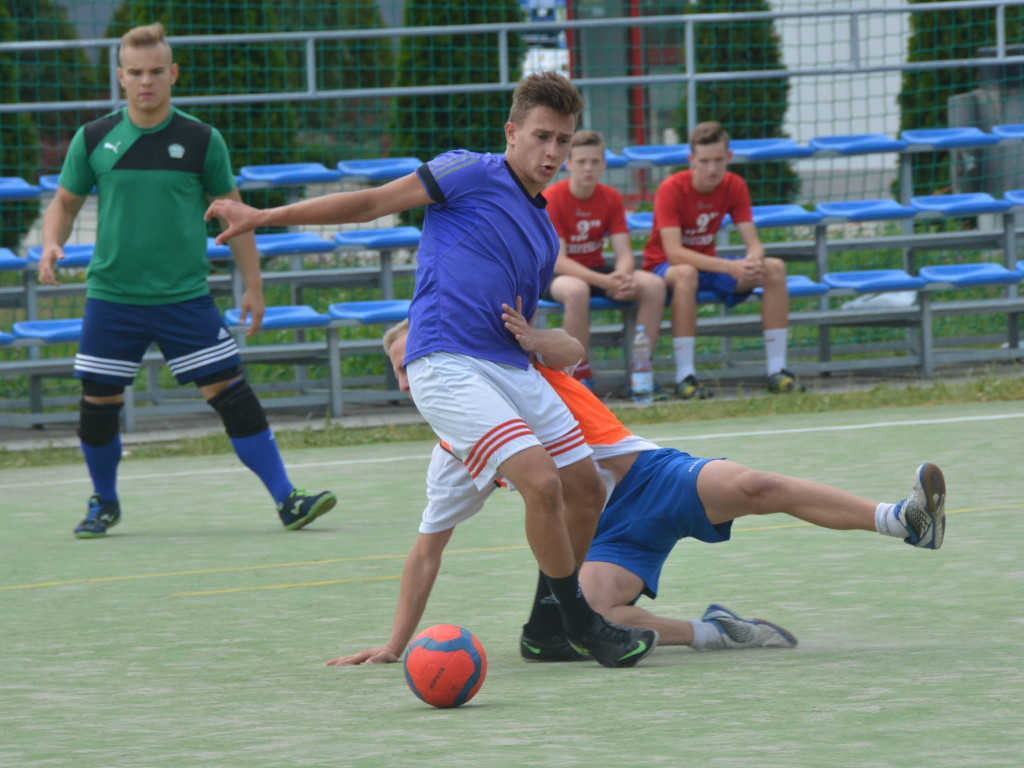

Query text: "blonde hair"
[508, 71, 583, 126]
[568, 129, 605, 160]
[381, 319, 410, 354]
[119, 22, 171, 64]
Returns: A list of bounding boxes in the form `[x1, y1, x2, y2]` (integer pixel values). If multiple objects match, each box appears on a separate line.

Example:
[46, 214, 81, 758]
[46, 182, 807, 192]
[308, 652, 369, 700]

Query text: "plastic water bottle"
[630, 325, 654, 405]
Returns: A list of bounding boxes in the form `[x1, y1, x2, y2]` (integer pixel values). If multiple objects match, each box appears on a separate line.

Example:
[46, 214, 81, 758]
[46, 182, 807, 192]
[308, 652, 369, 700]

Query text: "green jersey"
[59, 106, 236, 305]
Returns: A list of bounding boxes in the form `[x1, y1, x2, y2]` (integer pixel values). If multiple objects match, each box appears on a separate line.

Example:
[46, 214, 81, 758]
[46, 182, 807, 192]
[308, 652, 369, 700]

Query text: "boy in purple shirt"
[208, 72, 657, 668]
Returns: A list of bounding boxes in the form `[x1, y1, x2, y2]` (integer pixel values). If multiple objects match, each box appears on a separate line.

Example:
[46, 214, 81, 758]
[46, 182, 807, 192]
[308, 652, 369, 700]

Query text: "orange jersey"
[536, 364, 634, 446]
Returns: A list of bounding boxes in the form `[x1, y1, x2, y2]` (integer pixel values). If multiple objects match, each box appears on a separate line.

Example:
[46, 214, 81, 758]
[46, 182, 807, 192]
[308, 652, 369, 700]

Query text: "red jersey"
[641, 170, 753, 271]
[545, 179, 630, 269]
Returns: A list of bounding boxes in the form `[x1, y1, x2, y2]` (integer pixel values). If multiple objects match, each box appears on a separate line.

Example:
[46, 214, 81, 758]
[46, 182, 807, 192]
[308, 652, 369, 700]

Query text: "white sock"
[764, 328, 788, 376]
[875, 502, 909, 538]
[690, 619, 723, 650]
[673, 337, 696, 382]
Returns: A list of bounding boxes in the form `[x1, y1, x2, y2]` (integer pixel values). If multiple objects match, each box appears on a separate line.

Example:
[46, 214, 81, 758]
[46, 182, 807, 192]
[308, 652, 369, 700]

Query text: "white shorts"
[407, 352, 591, 489]
[420, 444, 618, 535]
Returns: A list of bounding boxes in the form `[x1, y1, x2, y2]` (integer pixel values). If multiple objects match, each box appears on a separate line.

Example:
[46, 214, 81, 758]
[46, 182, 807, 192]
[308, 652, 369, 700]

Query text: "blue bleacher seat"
[0, 247, 28, 270]
[992, 124, 1024, 141]
[328, 300, 412, 324]
[626, 211, 653, 233]
[901, 127, 1001, 150]
[0, 177, 41, 199]
[816, 199, 916, 222]
[334, 226, 422, 250]
[224, 305, 330, 329]
[919, 263, 1022, 287]
[206, 232, 336, 261]
[621, 144, 688, 167]
[336, 158, 422, 182]
[808, 133, 908, 156]
[746, 204, 821, 227]
[26, 244, 94, 268]
[538, 297, 632, 313]
[238, 163, 342, 187]
[0, 330, 14, 345]
[1002, 189, 1024, 208]
[729, 138, 815, 161]
[910, 193, 1012, 217]
[13, 318, 83, 342]
[1017, 260, 1024, 274]
[604, 149, 628, 169]
[753, 274, 829, 298]
[823, 269, 927, 293]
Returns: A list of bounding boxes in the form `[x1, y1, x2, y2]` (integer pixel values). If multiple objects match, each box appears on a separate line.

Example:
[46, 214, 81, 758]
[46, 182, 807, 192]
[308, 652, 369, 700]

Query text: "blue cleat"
[74, 495, 121, 539]
[278, 488, 337, 530]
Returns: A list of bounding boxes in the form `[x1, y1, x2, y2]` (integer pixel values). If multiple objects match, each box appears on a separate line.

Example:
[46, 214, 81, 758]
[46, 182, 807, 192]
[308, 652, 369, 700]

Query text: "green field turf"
[3, 401, 1022, 768]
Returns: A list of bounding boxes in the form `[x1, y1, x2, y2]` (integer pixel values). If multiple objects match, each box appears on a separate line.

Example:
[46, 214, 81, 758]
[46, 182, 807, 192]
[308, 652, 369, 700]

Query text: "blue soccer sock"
[230, 428, 293, 505]
[80, 435, 121, 502]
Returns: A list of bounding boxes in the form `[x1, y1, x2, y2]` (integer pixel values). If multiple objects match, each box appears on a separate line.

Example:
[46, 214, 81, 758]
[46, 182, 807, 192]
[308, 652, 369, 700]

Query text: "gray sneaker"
[701, 604, 798, 649]
[895, 463, 946, 550]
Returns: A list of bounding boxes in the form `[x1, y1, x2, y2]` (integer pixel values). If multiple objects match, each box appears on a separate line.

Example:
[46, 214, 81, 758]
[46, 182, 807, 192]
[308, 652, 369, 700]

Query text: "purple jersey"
[405, 150, 558, 370]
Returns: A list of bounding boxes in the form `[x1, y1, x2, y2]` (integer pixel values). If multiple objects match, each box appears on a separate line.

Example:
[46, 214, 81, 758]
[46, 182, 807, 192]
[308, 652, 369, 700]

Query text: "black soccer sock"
[524, 570, 563, 638]
[543, 569, 598, 640]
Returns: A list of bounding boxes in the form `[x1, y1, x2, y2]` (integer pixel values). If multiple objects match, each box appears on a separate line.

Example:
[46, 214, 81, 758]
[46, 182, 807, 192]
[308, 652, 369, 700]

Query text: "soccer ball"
[403, 624, 487, 708]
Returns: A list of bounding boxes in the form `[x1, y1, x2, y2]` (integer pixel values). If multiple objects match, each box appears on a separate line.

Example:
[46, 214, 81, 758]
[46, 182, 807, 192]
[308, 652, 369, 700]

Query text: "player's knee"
[78, 398, 123, 446]
[521, 469, 564, 511]
[666, 264, 698, 290]
[764, 258, 787, 283]
[206, 379, 269, 439]
[735, 469, 786, 514]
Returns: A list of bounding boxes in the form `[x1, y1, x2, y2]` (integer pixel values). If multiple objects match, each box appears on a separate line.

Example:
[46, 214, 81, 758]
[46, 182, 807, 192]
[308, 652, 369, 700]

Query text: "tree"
[278, 2, 395, 160]
[6, 0, 102, 175]
[0, 1, 41, 249]
[391, 0, 526, 161]
[679, 0, 798, 204]
[899, 0, 1024, 196]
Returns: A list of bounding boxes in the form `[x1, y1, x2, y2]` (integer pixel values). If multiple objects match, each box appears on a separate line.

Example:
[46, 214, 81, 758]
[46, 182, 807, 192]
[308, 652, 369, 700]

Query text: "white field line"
[1, 410, 1022, 491]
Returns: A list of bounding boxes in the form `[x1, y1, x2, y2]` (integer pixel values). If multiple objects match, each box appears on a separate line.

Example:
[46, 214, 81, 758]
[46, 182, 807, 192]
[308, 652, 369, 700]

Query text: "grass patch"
[3, 368, 1023, 470]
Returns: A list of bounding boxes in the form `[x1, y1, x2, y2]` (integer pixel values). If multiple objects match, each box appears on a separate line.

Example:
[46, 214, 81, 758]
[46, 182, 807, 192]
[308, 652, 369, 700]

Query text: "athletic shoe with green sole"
[278, 488, 337, 530]
[74, 495, 121, 539]
[520, 629, 590, 662]
[568, 617, 658, 668]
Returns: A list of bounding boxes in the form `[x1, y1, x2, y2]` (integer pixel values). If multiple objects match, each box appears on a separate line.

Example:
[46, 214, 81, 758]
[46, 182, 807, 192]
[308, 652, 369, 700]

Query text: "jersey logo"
[217, 327, 230, 340]
[168, 143, 186, 159]
[103, 141, 122, 154]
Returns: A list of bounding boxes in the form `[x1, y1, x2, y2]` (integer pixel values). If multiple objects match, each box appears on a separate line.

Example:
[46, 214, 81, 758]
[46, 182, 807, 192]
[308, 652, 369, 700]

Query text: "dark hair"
[508, 71, 584, 125]
[689, 121, 730, 148]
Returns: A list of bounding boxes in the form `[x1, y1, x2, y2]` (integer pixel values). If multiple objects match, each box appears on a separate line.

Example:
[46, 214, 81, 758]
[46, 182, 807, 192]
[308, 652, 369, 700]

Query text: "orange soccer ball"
[403, 624, 487, 708]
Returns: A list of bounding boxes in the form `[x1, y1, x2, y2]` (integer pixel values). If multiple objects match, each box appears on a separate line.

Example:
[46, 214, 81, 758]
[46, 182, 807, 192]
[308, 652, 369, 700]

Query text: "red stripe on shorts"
[466, 419, 534, 478]
[546, 430, 588, 457]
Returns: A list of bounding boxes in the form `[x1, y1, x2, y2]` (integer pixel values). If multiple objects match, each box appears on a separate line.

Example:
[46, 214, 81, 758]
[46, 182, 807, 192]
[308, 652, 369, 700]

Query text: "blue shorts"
[585, 448, 732, 600]
[74, 295, 242, 386]
[652, 258, 752, 308]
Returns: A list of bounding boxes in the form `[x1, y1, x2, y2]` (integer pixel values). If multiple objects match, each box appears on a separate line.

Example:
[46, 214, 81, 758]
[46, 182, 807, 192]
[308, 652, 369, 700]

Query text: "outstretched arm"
[326, 529, 454, 666]
[205, 173, 434, 244]
[502, 297, 584, 370]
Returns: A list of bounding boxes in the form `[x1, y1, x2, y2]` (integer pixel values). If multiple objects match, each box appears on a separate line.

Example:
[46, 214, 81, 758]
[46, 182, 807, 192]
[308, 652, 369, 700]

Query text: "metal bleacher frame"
[5, 127, 1024, 427]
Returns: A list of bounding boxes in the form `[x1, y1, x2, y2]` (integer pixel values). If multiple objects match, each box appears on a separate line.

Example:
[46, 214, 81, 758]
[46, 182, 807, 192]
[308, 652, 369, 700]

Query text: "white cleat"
[896, 462, 946, 550]
[701, 604, 798, 649]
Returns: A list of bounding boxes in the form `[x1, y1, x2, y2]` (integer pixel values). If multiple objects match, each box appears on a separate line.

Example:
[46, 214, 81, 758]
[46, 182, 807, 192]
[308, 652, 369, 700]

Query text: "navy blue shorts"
[653, 257, 752, 308]
[585, 448, 732, 599]
[74, 295, 242, 386]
